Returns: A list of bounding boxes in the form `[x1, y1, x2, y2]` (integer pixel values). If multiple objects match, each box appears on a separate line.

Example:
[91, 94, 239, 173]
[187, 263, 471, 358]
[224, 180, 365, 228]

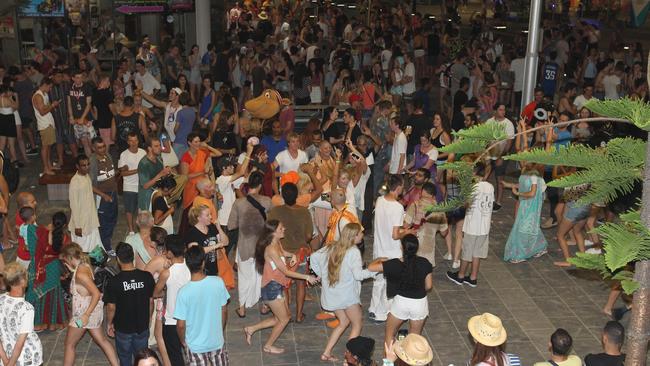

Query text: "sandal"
[320, 354, 339, 362]
[534, 250, 548, 258]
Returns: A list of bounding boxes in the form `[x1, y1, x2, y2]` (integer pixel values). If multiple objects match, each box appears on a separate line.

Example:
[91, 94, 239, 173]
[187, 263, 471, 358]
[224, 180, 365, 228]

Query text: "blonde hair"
[189, 205, 209, 226]
[327, 223, 363, 286]
[59, 242, 90, 265]
[3, 262, 26, 289]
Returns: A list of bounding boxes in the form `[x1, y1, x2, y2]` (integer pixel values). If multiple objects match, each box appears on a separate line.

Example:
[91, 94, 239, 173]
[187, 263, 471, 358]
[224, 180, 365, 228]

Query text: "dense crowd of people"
[0, 0, 643, 365]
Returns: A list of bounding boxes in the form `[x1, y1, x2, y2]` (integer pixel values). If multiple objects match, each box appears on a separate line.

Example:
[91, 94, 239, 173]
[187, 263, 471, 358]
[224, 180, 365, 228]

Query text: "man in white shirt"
[134, 60, 161, 108]
[118, 132, 147, 235]
[447, 165, 494, 288]
[484, 104, 514, 211]
[216, 146, 251, 254]
[402, 53, 417, 114]
[369, 175, 416, 322]
[510, 49, 526, 110]
[388, 118, 407, 175]
[273, 133, 308, 175]
[573, 84, 594, 110]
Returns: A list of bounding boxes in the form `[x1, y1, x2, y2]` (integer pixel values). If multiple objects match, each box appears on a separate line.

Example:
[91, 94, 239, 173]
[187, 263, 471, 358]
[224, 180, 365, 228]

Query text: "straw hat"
[467, 313, 507, 347]
[393, 334, 433, 366]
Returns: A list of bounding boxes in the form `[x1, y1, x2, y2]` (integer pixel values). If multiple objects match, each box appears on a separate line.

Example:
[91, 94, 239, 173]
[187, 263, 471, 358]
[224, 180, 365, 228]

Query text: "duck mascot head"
[244, 89, 291, 120]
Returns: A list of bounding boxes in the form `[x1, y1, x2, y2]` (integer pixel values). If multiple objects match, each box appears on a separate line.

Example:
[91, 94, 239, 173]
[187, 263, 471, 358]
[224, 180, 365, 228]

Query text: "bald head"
[331, 189, 346, 206]
[16, 192, 36, 209]
[197, 178, 214, 193]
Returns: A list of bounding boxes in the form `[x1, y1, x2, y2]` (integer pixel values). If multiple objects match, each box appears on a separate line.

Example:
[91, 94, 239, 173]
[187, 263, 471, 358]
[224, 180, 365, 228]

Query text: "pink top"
[261, 256, 290, 287]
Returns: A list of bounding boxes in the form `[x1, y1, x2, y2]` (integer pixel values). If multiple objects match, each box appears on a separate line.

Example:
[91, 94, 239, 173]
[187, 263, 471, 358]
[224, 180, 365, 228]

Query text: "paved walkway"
[11, 160, 631, 366]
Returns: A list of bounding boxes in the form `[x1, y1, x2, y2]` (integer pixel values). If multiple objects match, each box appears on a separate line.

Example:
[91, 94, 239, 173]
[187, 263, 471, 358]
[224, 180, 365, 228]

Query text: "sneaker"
[106, 249, 116, 257]
[443, 252, 453, 261]
[541, 218, 558, 229]
[492, 202, 502, 212]
[452, 260, 460, 269]
[584, 239, 594, 247]
[368, 312, 386, 322]
[585, 247, 602, 255]
[26, 148, 38, 156]
[446, 271, 465, 285]
[464, 278, 478, 287]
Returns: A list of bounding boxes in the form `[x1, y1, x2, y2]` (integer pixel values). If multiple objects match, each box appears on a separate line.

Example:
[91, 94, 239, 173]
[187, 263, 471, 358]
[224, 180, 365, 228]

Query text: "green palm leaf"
[586, 98, 650, 130]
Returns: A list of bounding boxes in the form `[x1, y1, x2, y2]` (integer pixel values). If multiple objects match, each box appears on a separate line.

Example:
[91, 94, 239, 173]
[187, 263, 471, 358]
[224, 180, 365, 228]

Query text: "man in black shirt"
[451, 77, 470, 132]
[406, 97, 430, 155]
[67, 70, 94, 156]
[584, 321, 626, 366]
[104, 242, 155, 366]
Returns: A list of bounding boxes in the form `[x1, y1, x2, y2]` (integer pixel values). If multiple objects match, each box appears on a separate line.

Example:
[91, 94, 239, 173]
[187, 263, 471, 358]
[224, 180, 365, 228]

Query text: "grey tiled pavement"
[10, 160, 632, 365]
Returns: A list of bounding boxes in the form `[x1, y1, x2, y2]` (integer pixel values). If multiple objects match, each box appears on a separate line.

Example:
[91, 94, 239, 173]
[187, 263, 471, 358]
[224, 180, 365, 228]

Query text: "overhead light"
[309, 15, 315, 18]
[447, 18, 452, 21]
[348, 4, 356, 8]
[337, 3, 344, 6]
[494, 25, 507, 29]
[522, 30, 528, 33]
[624, 46, 630, 50]
[428, 15, 435, 19]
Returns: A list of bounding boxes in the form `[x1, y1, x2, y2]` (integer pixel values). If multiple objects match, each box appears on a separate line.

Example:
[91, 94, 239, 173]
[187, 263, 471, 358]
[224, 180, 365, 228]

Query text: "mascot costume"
[244, 89, 291, 121]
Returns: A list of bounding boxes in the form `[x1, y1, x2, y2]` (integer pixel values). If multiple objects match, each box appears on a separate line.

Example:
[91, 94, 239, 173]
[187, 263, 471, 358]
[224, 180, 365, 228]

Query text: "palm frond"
[592, 221, 643, 271]
[440, 123, 507, 154]
[585, 98, 650, 130]
[611, 271, 640, 294]
[504, 145, 604, 167]
[569, 252, 609, 276]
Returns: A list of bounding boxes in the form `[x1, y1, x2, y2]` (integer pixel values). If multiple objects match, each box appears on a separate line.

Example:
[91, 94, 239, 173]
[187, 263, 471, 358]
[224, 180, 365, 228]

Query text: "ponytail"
[399, 234, 419, 290]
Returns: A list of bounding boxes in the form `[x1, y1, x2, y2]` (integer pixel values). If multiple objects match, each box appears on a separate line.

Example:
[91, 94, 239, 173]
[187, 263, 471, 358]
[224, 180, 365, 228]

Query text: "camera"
[533, 101, 555, 121]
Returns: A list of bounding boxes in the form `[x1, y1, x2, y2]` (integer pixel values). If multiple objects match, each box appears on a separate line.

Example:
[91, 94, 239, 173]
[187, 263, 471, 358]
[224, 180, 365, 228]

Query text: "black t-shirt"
[114, 112, 140, 152]
[383, 257, 433, 299]
[186, 224, 220, 276]
[92, 87, 114, 129]
[102, 269, 154, 334]
[584, 353, 625, 366]
[406, 113, 431, 155]
[452, 90, 468, 132]
[69, 82, 93, 119]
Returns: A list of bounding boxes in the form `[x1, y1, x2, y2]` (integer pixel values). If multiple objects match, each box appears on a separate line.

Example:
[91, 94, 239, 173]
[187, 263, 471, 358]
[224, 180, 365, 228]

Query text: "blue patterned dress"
[503, 174, 548, 262]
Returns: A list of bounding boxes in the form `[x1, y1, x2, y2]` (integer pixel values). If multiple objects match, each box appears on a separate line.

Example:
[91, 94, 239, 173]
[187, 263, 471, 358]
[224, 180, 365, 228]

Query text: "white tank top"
[32, 90, 55, 131]
[164, 260, 191, 325]
[164, 103, 179, 143]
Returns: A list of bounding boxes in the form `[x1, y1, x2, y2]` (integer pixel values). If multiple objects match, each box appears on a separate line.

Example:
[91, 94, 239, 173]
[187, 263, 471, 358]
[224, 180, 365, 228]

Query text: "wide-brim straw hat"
[393, 334, 433, 366]
[468, 312, 507, 347]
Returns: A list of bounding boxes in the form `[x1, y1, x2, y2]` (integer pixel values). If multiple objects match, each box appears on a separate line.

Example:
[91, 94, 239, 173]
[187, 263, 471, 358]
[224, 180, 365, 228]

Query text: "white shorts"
[389, 295, 429, 321]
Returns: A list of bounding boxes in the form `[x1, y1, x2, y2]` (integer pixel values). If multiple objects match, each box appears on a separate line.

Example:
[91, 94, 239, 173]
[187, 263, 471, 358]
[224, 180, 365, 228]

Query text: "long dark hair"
[399, 234, 419, 290]
[255, 219, 281, 274]
[51, 211, 67, 253]
[471, 342, 505, 366]
[293, 62, 308, 89]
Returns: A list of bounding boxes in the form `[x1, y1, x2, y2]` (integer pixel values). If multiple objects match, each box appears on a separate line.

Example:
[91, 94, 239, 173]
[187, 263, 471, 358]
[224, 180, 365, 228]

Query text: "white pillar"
[195, 0, 211, 54]
[521, 0, 543, 110]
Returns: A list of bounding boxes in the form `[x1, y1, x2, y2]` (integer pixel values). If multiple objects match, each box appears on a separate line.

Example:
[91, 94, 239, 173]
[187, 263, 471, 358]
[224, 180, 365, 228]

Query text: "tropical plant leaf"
[592, 221, 643, 271]
[585, 98, 650, 130]
[569, 252, 608, 276]
[440, 123, 507, 154]
[611, 270, 639, 294]
[504, 145, 604, 167]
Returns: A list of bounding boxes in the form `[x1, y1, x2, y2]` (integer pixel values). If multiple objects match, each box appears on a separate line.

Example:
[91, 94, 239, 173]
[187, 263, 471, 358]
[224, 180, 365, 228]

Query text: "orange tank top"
[261, 256, 290, 287]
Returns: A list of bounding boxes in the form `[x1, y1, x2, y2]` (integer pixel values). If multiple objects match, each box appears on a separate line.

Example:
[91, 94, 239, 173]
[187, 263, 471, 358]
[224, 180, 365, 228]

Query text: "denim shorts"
[564, 201, 590, 222]
[261, 281, 285, 302]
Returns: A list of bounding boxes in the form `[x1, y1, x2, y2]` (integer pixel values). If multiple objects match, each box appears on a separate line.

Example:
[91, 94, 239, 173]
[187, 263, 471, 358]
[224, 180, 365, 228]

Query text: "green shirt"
[137, 155, 163, 210]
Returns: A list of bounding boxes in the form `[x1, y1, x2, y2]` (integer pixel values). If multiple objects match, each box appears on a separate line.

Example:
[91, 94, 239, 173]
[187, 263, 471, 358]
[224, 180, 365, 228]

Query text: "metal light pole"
[521, 0, 543, 111]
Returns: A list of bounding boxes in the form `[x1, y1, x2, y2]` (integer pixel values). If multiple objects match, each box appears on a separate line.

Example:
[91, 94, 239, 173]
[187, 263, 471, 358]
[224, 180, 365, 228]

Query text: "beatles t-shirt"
[103, 269, 155, 334]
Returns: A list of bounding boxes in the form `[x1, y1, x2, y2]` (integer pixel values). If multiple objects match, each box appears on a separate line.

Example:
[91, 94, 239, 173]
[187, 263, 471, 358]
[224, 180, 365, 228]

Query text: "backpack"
[0, 151, 19, 193]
